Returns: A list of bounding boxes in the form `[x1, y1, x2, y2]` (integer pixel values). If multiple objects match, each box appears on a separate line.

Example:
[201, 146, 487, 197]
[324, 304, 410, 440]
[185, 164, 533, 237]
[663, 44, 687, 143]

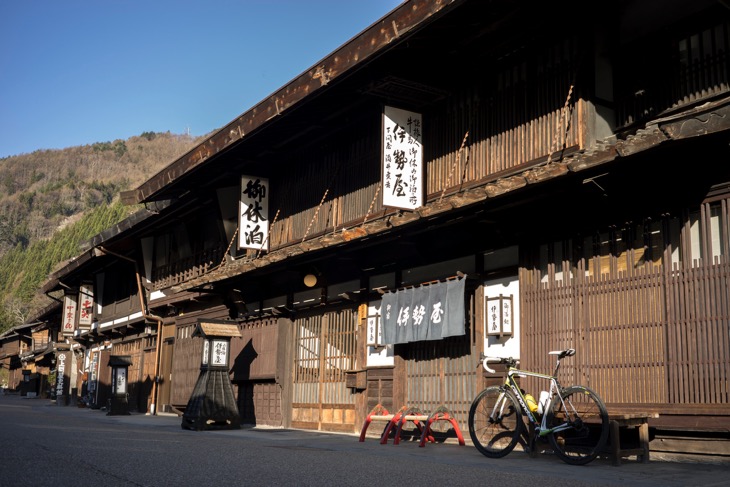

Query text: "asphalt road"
[1, 393, 727, 487]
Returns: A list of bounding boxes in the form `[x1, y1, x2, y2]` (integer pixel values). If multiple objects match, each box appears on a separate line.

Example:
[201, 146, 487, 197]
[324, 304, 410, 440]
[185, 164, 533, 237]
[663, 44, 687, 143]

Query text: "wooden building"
[31, 0, 730, 455]
[0, 324, 31, 393]
[0, 303, 67, 400]
[39, 211, 165, 412]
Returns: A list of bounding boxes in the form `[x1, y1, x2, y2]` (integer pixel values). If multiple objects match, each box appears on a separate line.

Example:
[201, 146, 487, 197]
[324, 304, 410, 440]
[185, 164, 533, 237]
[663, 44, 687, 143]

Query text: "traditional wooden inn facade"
[0, 302, 67, 400]
[13, 0, 730, 455]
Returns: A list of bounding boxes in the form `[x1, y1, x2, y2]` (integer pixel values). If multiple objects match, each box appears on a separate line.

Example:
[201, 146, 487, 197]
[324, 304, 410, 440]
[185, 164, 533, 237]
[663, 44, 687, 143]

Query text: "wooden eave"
[1, 322, 35, 339]
[30, 322, 50, 333]
[84, 205, 170, 250]
[21, 341, 59, 362]
[108, 355, 133, 367]
[40, 249, 96, 294]
[25, 301, 61, 326]
[39, 206, 171, 295]
[0, 329, 20, 341]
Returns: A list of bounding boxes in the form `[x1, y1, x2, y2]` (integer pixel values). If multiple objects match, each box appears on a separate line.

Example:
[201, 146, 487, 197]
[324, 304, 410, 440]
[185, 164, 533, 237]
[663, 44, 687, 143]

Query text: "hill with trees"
[0, 131, 203, 334]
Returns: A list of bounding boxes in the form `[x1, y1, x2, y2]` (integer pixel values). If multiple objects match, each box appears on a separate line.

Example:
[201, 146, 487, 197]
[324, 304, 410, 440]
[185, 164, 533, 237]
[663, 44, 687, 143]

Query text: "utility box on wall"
[345, 369, 367, 390]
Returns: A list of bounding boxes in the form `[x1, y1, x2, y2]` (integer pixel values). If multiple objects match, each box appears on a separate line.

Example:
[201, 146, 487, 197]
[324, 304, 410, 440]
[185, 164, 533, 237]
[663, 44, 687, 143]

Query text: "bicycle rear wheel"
[468, 385, 524, 458]
[546, 385, 609, 465]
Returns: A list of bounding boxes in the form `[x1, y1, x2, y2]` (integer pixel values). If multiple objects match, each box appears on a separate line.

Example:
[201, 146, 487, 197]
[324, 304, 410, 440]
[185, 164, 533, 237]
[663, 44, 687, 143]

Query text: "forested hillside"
[0, 131, 203, 334]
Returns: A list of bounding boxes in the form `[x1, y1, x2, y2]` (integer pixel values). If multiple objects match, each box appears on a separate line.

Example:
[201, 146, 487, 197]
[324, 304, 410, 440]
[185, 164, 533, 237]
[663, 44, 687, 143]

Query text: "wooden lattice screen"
[403, 336, 475, 431]
[292, 309, 358, 431]
[521, 257, 730, 414]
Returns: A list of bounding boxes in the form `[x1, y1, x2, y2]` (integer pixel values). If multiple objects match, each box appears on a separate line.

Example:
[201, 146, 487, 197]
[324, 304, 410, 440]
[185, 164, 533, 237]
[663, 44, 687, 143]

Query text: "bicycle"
[468, 348, 609, 465]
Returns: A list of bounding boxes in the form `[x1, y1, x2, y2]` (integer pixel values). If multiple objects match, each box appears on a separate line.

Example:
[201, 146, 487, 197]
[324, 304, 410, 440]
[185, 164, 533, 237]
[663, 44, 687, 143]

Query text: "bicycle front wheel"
[468, 385, 524, 458]
[546, 385, 609, 465]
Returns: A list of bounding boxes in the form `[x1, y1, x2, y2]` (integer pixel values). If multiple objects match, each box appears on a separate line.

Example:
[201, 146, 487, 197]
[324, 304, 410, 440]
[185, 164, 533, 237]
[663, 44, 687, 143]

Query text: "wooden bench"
[527, 411, 657, 466]
[359, 403, 465, 447]
[607, 413, 659, 466]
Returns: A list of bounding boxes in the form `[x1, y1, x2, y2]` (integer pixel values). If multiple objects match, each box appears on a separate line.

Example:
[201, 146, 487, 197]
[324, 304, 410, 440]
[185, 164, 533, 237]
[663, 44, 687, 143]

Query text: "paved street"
[0, 392, 728, 487]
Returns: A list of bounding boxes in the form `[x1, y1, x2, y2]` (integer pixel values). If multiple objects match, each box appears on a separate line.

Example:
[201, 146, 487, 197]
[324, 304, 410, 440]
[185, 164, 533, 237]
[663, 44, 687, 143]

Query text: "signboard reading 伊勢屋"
[382, 106, 423, 210]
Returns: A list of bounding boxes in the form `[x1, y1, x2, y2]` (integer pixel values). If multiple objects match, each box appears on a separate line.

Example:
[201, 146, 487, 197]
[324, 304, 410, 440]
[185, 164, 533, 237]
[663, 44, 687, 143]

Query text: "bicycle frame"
[488, 352, 575, 437]
[503, 367, 570, 436]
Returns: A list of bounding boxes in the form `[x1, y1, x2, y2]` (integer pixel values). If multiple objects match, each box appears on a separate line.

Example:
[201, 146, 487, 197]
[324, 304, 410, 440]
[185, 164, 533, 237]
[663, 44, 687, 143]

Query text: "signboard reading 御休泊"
[239, 176, 269, 252]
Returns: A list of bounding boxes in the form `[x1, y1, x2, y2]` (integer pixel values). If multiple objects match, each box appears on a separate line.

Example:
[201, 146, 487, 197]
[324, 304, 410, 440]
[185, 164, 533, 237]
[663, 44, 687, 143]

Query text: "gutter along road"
[1, 393, 727, 487]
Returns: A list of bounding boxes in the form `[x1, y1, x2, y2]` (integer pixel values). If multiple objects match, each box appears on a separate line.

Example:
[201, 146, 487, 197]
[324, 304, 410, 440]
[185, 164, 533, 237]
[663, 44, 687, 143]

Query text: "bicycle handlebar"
[479, 355, 518, 374]
[479, 348, 576, 373]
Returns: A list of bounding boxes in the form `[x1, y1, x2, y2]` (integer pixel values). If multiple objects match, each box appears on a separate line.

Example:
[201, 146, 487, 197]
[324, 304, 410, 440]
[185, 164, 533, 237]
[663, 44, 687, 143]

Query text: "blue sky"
[0, 1, 402, 158]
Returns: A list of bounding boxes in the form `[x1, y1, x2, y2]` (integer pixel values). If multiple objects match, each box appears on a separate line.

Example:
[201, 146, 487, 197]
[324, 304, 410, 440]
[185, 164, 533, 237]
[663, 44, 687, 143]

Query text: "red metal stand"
[359, 403, 465, 447]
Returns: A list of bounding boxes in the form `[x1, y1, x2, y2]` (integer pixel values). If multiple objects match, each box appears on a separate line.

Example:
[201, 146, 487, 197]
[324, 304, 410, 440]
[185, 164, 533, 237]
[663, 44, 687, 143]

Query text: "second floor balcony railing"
[150, 246, 224, 291]
[616, 18, 730, 129]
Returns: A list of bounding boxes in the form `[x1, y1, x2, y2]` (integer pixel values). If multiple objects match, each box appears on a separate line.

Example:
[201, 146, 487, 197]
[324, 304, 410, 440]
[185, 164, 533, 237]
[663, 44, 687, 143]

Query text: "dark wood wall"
[519, 199, 730, 429]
